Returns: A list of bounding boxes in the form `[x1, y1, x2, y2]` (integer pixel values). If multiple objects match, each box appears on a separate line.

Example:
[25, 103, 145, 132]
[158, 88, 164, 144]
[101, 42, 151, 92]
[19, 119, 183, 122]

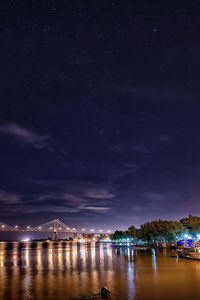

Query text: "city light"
[81, 228, 86, 231]
[90, 229, 94, 232]
[21, 238, 30, 242]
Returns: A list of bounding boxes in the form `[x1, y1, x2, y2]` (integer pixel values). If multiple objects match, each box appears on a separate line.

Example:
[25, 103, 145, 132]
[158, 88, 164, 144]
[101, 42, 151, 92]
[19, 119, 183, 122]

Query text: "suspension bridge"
[0, 219, 77, 240]
[0, 219, 112, 240]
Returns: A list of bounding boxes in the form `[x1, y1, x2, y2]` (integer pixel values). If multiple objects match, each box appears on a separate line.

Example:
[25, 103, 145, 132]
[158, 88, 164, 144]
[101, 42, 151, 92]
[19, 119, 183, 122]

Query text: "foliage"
[127, 225, 137, 238]
[180, 214, 200, 234]
[139, 220, 183, 243]
[112, 219, 184, 243]
[111, 230, 130, 241]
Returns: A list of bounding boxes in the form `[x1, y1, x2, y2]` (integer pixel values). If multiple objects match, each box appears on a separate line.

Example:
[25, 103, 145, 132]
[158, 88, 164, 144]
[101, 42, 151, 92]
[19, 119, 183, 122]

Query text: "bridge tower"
[53, 219, 59, 241]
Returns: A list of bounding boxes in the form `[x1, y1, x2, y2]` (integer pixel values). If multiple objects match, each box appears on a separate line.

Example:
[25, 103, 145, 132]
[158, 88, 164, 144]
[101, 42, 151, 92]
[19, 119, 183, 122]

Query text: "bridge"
[0, 219, 77, 240]
[0, 219, 112, 240]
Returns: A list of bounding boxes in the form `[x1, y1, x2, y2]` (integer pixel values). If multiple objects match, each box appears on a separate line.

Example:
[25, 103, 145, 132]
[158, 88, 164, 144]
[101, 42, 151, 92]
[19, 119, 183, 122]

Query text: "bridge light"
[15, 226, 18, 228]
[59, 227, 62, 230]
[90, 229, 94, 232]
[49, 227, 53, 230]
[99, 229, 103, 232]
[38, 226, 42, 229]
[2, 225, 5, 228]
[26, 226, 30, 229]
[81, 228, 86, 231]
[107, 230, 111, 233]
[72, 228, 76, 231]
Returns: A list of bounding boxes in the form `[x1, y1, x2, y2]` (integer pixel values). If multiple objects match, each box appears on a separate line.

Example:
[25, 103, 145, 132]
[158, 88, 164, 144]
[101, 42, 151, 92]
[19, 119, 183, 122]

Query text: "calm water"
[0, 241, 200, 300]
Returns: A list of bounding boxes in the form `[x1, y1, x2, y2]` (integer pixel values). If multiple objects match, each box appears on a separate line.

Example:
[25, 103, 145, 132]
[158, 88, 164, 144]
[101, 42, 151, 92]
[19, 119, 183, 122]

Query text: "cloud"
[113, 85, 198, 106]
[144, 192, 165, 202]
[0, 122, 51, 149]
[131, 145, 152, 154]
[17, 188, 113, 215]
[16, 204, 81, 214]
[85, 188, 115, 199]
[85, 206, 110, 211]
[158, 135, 173, 144]
[0, 189, 22, 204]
[111, 142, 153, 155]
[0, 181, 115, 218]
[108, 161, 147, 181]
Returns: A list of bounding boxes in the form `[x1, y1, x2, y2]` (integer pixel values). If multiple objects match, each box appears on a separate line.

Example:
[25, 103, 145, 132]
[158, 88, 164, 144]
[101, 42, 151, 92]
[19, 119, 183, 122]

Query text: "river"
[0, 241, 200, 300]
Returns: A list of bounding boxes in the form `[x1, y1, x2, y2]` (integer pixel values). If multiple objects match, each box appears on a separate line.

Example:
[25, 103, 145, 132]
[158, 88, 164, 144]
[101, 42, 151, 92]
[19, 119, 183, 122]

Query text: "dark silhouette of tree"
[139, 220, 183, 243]
[180, 215, 200, 235]
[111, 230, 129, 240]
[127, 225, 137, 239]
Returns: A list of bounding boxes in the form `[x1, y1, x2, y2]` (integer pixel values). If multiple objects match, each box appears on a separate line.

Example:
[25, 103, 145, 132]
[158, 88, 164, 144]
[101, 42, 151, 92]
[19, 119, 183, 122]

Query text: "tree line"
[111, 215, 200, 243]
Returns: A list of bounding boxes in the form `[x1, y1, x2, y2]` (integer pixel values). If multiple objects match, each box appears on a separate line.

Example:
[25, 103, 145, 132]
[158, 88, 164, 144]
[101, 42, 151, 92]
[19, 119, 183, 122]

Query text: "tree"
[111, 230, 129, 241]
[180, 215, 200, 235]
[127, 225, 137, 239]
[139, 220, 183, 243]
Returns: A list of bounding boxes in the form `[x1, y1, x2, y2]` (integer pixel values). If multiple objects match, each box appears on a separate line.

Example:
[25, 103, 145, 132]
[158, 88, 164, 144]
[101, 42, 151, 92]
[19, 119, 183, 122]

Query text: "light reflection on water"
[1, 242, 200, 300]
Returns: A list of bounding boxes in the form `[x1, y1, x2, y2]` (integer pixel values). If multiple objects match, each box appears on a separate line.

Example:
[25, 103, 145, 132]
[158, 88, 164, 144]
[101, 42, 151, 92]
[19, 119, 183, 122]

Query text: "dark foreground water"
[0, 241, 200, 300]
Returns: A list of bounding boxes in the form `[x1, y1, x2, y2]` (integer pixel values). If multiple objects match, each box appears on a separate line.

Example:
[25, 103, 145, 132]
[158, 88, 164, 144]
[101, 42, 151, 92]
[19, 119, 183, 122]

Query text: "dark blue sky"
[0, 0, 200, 230]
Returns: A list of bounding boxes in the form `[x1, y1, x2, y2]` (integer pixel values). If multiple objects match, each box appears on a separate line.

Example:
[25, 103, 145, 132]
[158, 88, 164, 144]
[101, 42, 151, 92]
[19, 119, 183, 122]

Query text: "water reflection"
[151, 248, 157, 273]
[1, 242, 200, 299]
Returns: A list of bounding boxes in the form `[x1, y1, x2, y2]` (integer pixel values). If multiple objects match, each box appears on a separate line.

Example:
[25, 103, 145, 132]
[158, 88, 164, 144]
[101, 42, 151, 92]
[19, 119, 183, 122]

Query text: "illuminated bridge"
[0, 219, 112, 240]
[0, 219, 77, 240]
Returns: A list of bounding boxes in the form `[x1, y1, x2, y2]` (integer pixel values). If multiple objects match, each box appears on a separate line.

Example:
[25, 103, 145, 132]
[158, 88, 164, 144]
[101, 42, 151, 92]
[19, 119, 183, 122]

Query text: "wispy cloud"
[85, 188, 115, 199]
[144, 192, 165, 202]
[157, 135, 173, 144]
[0, 189, 22, 204]
[108, 161, 147, 181]
[0, 122, 52, 150]
[113, 85, 198, 106]
[85, 206, 110, 211]
[111, 142, 154, 155]
[0, 182, 114, 217]
[0, 170, 118, 221]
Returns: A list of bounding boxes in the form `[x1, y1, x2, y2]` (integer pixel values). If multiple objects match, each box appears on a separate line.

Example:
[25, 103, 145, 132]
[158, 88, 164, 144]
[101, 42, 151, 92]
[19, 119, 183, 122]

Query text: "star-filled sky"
[0, 0, 200, 230]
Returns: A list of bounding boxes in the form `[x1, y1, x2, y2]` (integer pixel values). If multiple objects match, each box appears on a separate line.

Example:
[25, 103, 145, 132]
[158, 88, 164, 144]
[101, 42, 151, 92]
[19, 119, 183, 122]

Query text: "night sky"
[1, 0, 200, 230]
